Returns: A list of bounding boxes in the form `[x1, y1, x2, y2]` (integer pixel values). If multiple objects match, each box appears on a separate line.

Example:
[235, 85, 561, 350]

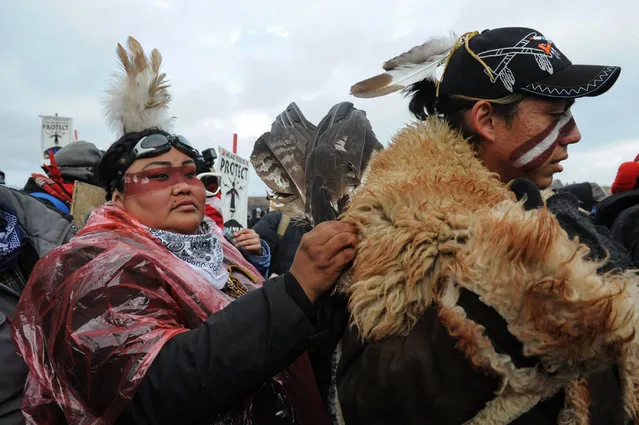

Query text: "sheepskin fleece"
[338, 118, 639, 424]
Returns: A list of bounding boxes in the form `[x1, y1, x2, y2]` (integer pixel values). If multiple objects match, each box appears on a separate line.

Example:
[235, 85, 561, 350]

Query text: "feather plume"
[250, 102, 316, 214]
[350, 34, 457, 98]
[305, 102, 383, 225]
[104, 36, 173, 136]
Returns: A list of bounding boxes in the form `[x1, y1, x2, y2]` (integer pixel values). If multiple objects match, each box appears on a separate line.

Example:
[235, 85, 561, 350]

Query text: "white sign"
[217, 147, 249, 231]
[40, 115, 73, 158]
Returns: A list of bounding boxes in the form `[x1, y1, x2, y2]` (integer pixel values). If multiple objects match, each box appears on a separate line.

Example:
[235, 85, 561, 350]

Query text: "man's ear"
[468, 100, 498, 143]
[112, 189, 124, 207]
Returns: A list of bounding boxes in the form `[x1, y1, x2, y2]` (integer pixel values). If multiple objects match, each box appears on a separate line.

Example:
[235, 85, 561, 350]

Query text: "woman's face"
[113, 147, 206, 234]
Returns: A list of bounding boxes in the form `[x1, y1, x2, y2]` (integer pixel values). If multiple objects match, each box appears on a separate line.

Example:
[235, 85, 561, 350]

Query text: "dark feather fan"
[250, 102, 316, 214]
[251, 101, 382, 224]
[305, 102, 383, 225]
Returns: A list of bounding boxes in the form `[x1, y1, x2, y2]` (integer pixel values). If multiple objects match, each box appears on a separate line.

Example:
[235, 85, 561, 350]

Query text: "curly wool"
[340, 118, 511, 339]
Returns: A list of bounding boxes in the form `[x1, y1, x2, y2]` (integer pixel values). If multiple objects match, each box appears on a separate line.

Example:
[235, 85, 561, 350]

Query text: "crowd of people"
[1, 26, 639, 425]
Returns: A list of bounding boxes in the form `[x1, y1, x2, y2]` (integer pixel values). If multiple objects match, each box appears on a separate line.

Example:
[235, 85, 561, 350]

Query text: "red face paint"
[124, 165, 204, 197]
[510, 111, 576, 173]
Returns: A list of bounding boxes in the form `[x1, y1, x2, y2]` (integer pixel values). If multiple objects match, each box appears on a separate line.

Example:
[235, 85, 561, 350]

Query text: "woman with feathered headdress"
[11, 36, 356, 425]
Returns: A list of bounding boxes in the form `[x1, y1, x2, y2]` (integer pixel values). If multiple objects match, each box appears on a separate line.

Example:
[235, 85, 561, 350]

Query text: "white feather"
[382, 33, 458, 70]
[350, 33, 458, 99]
[103, 38, 173, 137]
[350, 51, 449, 98]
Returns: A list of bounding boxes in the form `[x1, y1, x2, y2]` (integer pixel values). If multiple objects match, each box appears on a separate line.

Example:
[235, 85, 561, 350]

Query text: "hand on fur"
[233, 229, 262, 254]
[290, 221, 358, 303]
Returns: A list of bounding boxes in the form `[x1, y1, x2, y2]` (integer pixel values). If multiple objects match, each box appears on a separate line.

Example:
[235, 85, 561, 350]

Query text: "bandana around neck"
[0, 205, 29, 272]
[148, 220, 229, 289]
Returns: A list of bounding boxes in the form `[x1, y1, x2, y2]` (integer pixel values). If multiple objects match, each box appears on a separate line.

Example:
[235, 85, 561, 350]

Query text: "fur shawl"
[338, 118, 639, 424]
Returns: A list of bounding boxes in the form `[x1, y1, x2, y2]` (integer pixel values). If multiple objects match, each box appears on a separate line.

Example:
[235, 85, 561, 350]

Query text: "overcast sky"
[1, 0, 637, 194]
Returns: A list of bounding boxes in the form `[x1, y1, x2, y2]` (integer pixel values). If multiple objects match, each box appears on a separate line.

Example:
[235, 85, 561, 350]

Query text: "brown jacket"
[336, 290, 625, 425]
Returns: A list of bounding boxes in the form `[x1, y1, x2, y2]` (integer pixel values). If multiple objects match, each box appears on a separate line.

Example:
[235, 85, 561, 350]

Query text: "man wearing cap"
[24, 140, 103, 215]
[333, 28, 633, 425]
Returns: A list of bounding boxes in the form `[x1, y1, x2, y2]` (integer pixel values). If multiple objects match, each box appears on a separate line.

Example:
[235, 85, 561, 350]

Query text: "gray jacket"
[0, 186, 76, 425]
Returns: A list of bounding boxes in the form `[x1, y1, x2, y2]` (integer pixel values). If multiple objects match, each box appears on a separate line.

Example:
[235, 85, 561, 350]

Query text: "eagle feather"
[350, 34, 457, 98]
[250, 102, 316, 214]
[251, 102, 383, 222]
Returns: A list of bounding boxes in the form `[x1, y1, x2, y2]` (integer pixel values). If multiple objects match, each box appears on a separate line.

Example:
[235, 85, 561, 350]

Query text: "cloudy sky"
[1, 0, 637, 194]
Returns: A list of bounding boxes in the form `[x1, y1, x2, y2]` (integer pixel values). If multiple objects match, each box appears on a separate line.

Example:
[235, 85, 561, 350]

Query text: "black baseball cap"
[438, 27, 621, 100]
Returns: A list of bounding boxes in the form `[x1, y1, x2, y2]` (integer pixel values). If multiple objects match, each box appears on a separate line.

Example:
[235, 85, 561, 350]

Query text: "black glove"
[509, 178, 544, 211]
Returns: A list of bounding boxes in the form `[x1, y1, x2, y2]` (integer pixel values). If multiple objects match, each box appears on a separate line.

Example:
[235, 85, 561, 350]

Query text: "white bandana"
[148, 222, 229, 289]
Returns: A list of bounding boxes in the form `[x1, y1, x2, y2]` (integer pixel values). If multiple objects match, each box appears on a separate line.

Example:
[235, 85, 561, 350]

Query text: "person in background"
[594, 153, 639, 266]
[248, 207, 263, 228]
[195, 149, 225, 229]
[555, 181, 608, 213]
[253, 210, 307, 276]
[23, 141, 102, 215]
[0, 186, 75, 425]
[195, 156, 269, 273]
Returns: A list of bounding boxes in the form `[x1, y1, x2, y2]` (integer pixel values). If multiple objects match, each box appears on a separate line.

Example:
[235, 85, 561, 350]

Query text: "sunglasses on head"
[197, 172, 221, 197]
[132, 133, 199, 160]
[108, 133, 200, 195]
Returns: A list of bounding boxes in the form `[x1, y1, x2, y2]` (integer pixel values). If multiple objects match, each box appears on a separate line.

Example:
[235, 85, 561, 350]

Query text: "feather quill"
[350, 34, 457, 98]
[250, 102, 316, 214]
[104, 36, 173, 136]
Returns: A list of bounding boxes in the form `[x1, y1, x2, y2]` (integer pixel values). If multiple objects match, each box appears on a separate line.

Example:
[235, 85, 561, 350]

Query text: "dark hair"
[406, 79, 522, 145]
[95, 128, 170, 199]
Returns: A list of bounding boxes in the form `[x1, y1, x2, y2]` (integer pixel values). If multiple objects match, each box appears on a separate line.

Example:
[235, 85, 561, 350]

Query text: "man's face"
[479, 97, 581, 189]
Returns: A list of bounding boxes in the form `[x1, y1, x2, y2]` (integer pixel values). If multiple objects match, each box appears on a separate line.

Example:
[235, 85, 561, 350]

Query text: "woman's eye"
[149, 174, 169, 180]
[185, 172, 197, 179]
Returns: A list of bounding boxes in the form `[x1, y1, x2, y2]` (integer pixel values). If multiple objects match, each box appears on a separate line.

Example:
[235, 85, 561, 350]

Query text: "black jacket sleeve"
[0, 287, 29, 425]
[546, 192, 632, 271]
[611, 205, 639, 267]
[117, 272, 316, 425]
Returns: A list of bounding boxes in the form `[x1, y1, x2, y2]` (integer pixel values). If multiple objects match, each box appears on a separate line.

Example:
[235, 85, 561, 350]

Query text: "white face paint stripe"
[513, 111, 573, 168]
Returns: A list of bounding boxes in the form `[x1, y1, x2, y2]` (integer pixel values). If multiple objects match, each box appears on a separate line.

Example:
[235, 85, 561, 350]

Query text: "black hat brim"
[519, 65, 621, 99]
